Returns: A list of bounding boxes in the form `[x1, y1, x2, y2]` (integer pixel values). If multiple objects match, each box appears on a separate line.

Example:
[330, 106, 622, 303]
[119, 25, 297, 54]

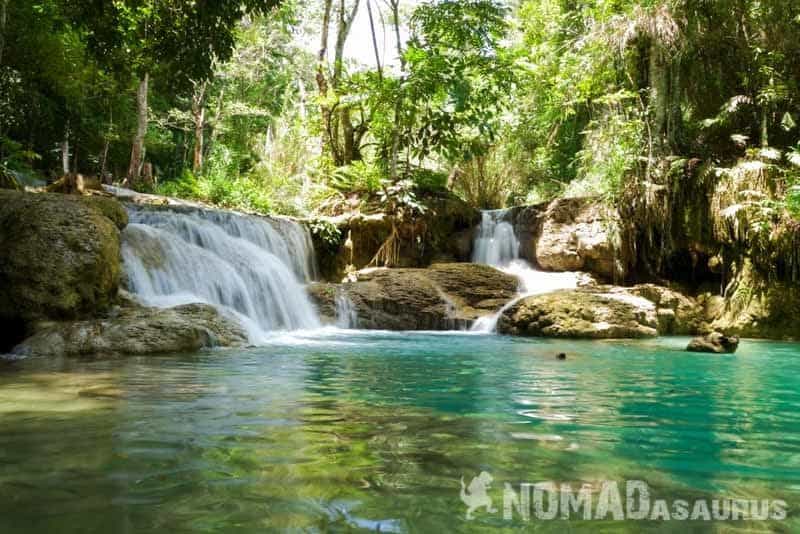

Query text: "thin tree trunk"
[100, 110, 112, 181]
[0, 0, 7, 65]
[366, 0, 382, 80]
[388, 0, 404, 181]
[127, 72, 149, 184]
[317, 0, 334, 159]
[334, 0, 360, 165]
[191, 80, 207, 172]
[61, 121, 70, 175]
[333, 0, 360, 89]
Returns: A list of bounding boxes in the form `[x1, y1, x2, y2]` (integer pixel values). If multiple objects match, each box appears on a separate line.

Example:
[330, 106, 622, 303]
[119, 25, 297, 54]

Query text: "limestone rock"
[0, 191, 128, 349]
[625, 283, 706, 334]
[686, 332, 739, 354]
[497, 289, 658, 339]
[311, 193, 480, 281]
[12, 303, 247, 357]
[535, 198, 624, 281]
[708, 259, 800, 340]
[308, 263, 519, 330]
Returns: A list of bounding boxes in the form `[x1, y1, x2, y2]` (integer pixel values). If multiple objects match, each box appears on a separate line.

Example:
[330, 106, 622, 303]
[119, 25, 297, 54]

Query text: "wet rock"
[12, 303, 247, 358]
[686, 332, 739, 354]
[308, 263, 518, 330]
[497, 289, 658, 339]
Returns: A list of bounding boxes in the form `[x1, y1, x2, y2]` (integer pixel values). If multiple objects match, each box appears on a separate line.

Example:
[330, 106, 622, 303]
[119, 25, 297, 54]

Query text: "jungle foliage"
[2, 0, 800, 225]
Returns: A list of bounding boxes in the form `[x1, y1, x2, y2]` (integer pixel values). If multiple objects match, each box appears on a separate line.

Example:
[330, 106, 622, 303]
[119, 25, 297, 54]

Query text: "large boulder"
[0, 191, 128, 349]
[308, 263, 519, 330]
[12, 303, 247, 358]
[686, 332, 739, 354]
[497, 289, 658, 339]
[534, 198, 624, 281]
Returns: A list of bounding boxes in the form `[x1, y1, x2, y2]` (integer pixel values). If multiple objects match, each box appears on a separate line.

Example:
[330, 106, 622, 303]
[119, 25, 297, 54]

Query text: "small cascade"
[471, 208, 579, 333]
[472, 210, 519, 267]
[122, 205, 320, 339]
[335, 291, 359, 329]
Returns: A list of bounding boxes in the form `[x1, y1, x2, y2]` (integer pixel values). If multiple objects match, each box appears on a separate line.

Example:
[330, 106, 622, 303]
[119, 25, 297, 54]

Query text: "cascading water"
[122, 205, 320, 341]
[471, 209, 579, 332]
[335, 291, 359, 329]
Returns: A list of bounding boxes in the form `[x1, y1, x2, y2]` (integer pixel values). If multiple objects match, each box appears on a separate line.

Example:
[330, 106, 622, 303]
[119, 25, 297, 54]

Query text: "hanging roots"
[370, 220, 401, 268]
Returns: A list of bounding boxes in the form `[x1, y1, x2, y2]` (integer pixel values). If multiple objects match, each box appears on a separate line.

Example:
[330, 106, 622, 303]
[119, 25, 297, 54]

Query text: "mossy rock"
[0, 191, 127, 348]
[497, 289, 658, 339]
[710, 258, 800, 340]
[12, 303, 247, 357]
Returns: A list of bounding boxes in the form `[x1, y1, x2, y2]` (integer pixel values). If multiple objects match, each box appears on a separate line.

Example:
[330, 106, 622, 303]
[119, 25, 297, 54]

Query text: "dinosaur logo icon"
[460, 471, 497, 520]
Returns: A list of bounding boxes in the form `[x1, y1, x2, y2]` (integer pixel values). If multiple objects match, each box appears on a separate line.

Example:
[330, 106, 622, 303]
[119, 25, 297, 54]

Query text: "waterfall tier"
[471, 208, 579, 332]
[122, 206, 320, 340]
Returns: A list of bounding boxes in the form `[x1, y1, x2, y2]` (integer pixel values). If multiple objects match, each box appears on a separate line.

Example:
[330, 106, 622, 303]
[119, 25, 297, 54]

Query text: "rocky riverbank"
[1, 187, 798, 359]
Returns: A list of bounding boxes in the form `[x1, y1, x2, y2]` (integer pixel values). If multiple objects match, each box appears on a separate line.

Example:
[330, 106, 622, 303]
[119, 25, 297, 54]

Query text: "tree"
[65, 0, 283, 185]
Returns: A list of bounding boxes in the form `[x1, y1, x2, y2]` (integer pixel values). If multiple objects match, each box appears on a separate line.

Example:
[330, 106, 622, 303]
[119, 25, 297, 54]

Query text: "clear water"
[1, 333, 799, 533]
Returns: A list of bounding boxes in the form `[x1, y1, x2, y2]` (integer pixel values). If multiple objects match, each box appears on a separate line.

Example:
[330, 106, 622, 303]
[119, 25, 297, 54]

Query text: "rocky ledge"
[12, 303, 247, 358]
[308, 263, 519, 330]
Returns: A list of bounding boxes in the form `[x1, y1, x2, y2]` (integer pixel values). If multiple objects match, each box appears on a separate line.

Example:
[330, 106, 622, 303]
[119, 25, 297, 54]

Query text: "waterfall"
[472, 210, 519, 267]
[122, 206, 320, 341]
[335, 291, 359, 329]
[471, 208, 579, 333]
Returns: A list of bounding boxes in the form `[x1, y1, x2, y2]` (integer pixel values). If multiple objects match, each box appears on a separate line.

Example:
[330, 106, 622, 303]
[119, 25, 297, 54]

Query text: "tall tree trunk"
[191, 80, 207, 172]
[100, 110, 112, 182]
[127, 72, 149, 185]
[61, 131, 70, 175]
[317, 0, 335, 161]
[366, 0, 382, 80]
[0, 0, 7, 65]
[388, 0, 404, 181]
[333, 0, 360, 166]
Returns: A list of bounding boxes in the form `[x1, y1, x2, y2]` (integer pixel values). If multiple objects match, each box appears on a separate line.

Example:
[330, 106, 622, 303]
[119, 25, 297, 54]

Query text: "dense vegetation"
[2, 0, 799, 229]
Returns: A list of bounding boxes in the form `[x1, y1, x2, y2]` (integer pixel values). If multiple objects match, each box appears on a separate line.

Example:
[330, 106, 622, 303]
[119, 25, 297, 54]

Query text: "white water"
[122, 206, 320, 341]
[470, 209, 580, 332]
[335, 291, 359, 329]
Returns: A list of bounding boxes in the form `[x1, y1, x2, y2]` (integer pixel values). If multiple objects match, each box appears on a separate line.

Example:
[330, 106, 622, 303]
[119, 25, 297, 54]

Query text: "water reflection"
[0, 333, 799, 532]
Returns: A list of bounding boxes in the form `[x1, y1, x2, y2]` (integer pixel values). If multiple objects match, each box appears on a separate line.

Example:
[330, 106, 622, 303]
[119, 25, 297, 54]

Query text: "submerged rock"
[686, 332, 739, 354]
[308, 263, 518, 330]
[12, 303, 247, 358]
[497, 289, 658, 339]
[0, 190, 128, 350]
